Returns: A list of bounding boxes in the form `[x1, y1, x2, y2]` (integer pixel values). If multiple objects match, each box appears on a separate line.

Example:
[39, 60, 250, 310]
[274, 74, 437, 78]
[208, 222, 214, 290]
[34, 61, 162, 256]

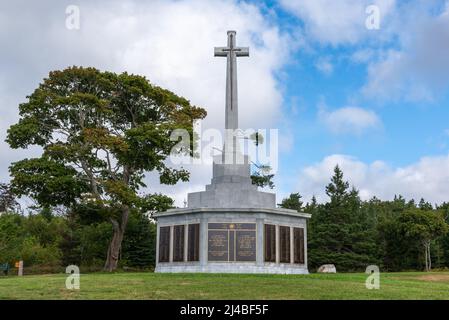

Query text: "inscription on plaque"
[173, 225, 185, 262]
[208, 230, 229, 261]
[158, 226, 170, 263]
[280, 226, 290, 263]
[188, 224, 200, 261]
[208, 223, 256, 262]
[236, 230, 256, 261]
[264, 224, 276, 262]
[294, 227, 305, 264]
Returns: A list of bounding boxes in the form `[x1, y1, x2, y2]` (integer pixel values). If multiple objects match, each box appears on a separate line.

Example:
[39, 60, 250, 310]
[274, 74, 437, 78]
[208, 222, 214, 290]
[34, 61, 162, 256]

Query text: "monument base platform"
[153, 208, 310, 275]
[155, 262, 309, 274]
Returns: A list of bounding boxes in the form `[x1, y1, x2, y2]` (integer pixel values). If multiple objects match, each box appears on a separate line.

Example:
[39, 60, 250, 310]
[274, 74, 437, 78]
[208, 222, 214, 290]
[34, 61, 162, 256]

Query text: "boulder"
[317, 264, 336, 273]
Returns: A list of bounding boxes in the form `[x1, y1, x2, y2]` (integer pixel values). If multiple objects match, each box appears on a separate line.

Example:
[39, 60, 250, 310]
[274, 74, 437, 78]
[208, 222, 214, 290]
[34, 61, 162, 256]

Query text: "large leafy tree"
[395, 208, 448, 271]
[437, 202, 449, 266]
[0, 182, 20, 213]
[6, 66, 206, 271]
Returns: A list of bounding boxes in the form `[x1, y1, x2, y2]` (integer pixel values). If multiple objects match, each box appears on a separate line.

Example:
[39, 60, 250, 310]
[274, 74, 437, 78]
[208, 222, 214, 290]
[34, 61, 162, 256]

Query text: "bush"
[19, 236, 62, 266]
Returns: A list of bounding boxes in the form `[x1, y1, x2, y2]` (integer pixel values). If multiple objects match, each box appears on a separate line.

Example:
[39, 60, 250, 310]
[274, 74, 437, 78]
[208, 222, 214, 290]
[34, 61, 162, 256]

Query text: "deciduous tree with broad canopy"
[6, 66, 206, 271]
[395, 208, 448, 271]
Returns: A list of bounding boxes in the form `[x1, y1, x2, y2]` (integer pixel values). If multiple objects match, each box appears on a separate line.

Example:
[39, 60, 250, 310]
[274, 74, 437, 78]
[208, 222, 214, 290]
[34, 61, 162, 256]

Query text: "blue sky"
[268, 0, 449, 203]
[1, 0, 449, 206]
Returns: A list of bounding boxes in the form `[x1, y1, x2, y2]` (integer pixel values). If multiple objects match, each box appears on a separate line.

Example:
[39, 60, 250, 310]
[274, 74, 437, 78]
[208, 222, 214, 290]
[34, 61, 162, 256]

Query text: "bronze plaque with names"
[208, 230, 229, 261]
[158, 226, 170, 263]
[235, 230, 256, 261]
[188, 224, 200, 262]
[208, 223, 256, 262]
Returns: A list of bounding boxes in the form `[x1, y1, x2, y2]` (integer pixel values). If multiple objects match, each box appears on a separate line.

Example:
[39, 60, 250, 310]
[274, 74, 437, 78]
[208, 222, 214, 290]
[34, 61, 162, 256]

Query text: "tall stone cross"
[214, 31, 249, 131]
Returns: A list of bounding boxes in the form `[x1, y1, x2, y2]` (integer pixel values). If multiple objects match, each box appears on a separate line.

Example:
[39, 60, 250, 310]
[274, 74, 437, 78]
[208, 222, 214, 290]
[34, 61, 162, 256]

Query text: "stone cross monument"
[154, 31, 310, 274]
[214, 31, 248, 164]
[214, 30, 248, 131]
[187, 31, 273, 209]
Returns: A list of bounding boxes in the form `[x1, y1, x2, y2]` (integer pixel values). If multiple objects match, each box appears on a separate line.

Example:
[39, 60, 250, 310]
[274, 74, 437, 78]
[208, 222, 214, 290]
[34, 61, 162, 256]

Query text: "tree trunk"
[424, 243, 428, 272]
[104, 206, 130, 272]
[423, 240, 432, 272]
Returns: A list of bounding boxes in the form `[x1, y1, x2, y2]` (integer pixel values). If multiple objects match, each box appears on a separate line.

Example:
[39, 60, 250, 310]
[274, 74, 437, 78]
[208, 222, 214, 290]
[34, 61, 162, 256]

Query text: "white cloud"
[298, 153, 449, 205]
[279, 0, 396, 45]
[315, 57, 333, 75]
[318, 105, 381, 135]
[280, 0, 449, 103]
[362, 3, 449, 101]
[351, 48, 375, 64]
[0, 0, 293, 207]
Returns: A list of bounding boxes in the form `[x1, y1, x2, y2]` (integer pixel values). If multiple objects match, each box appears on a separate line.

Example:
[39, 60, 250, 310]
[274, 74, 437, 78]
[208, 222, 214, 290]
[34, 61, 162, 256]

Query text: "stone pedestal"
[154, 208, 310, 274]
[154, 142, 310, 274]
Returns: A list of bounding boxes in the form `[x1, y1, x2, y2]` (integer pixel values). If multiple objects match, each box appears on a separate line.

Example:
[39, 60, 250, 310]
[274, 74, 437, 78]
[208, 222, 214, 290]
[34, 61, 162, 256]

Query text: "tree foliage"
[302, 166, 380, 271]
[278, 193, 303, 212]
[284, 166, 449, 272]
[6, 66, 206, 271]
[0, 183, 20, 213]
[251, 165, 274, 189]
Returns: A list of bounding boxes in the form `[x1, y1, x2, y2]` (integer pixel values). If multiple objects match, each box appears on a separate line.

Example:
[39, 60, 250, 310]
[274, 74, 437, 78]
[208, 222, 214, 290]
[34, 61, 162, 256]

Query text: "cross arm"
[214, 47, 228, 57]
[235, 47, 249, 57]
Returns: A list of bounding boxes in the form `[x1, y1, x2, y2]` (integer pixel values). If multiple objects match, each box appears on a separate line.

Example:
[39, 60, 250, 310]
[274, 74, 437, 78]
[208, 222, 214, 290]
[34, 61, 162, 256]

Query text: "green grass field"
[1, 272, 449, 300]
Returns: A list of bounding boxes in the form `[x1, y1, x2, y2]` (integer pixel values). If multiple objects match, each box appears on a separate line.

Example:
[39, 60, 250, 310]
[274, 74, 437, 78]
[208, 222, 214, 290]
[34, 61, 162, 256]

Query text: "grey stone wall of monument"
[187, 154, 276, 208]
[154, 209, 310, 274]
[154, 30, 310, 274]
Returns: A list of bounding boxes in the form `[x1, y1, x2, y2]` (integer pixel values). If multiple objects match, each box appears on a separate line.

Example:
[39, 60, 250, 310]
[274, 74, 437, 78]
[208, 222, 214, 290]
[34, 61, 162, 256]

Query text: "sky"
[1, 0, 449, 207]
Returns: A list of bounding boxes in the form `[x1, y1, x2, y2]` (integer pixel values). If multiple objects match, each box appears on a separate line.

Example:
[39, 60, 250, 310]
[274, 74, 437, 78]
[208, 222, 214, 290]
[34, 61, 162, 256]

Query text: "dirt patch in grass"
[415, 274, 449, 282]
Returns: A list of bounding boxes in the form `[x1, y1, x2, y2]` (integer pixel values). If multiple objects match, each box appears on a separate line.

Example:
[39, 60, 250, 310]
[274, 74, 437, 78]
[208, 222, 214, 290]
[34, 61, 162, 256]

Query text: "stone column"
[184, 224, 188, 262]
[256, 218, 264, 266]
[200, 217, 208, 267]
[155, 224, 160, 265]
[169, 225, 174, 263]
[304, 222, 308, 268]
[275, 224, 280, 264]
[290, 226, 294, 264]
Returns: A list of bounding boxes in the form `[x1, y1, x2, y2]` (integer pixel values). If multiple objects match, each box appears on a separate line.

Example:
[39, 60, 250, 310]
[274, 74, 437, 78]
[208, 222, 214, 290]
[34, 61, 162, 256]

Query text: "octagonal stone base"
[154, 208, 310, 274]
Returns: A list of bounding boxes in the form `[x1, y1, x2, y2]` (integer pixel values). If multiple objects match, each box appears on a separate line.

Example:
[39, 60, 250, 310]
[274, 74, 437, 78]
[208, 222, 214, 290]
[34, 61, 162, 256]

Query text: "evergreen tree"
[121, 212, 157, 268]
[308, 166, 379, 271]
[418, 198, 433, 211]
[278, 193, 303, 212]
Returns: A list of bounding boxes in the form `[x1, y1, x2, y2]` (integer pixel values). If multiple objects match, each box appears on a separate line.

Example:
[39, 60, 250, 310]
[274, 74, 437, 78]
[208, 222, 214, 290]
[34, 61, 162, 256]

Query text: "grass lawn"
[1, 271, 449, 300]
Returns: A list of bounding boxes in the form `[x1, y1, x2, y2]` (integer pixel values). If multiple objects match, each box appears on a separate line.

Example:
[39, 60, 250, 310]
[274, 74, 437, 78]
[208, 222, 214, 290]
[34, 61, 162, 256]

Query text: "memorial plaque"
[208, 223, 256, 262]
[158, 226, 170, 262]
[173, 225, 184, 262]
[264, 224, 276, 262]
[280, 226, 290, 263]
[236, 230, 256, 261]
[208, 230, 229, 261]
[188, 224, 200, 262]
[294, 227, 305, 264]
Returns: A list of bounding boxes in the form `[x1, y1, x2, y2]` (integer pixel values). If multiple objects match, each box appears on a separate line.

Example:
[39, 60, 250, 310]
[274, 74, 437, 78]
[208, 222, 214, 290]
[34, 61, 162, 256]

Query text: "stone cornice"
[154, 207, 311, 219]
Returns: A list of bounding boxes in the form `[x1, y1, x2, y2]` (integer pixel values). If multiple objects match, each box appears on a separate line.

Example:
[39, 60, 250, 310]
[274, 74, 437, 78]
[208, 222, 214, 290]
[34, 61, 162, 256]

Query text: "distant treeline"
[1, 165, 449, 273]
[280, 166, 449, 272]
[0, 207, 156, 272]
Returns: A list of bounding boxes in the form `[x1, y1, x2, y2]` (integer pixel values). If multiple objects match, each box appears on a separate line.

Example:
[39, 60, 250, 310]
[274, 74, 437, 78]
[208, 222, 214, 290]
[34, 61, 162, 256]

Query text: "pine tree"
[278, 193, 303, 212]
[308, 165, 379, 271]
